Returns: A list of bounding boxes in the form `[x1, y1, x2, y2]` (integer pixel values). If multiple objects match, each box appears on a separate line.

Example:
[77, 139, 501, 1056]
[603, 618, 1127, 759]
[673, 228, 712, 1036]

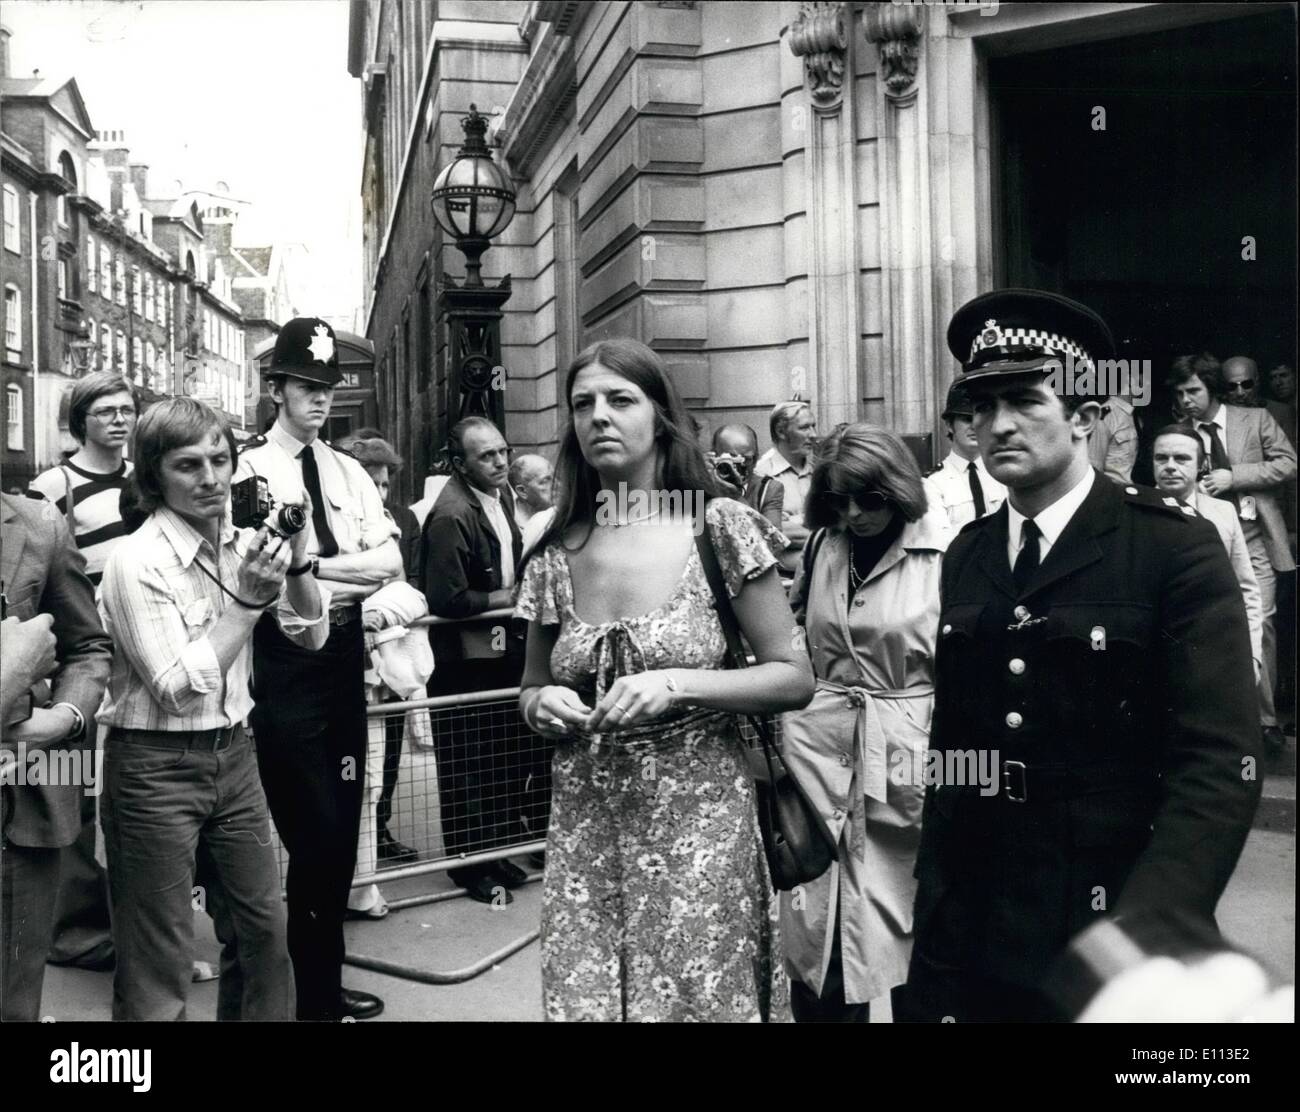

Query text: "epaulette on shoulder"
[330, 441, 357, 460]
[240, 433, 269, 450]
[956, 512, 996, 535]
[923, 464, 943, 478]
[1121, 481, 1196, 519]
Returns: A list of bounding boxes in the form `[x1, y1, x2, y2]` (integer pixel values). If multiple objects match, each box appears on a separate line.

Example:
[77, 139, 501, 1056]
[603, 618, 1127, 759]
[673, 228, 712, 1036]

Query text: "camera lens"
[277, 505, 308, 536]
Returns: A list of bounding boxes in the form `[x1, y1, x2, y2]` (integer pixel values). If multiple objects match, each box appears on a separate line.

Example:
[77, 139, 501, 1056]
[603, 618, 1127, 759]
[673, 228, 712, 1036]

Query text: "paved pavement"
[37, 824, 1294, 1022]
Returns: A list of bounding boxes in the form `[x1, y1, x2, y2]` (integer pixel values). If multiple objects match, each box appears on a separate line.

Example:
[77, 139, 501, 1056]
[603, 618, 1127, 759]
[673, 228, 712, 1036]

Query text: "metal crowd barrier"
[268, 604, 775, 984]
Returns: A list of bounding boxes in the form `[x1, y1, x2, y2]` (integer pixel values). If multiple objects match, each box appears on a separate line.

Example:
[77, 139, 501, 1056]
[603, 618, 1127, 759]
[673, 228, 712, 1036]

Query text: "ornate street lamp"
[431, 105, 516, 287]
[430, 105, 516, 434]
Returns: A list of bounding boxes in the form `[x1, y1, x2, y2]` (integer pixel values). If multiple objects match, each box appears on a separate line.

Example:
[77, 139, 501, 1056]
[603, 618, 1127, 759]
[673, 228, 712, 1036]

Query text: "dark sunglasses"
[824, 490, 891, 513]
[1227, 380, 1256, 391]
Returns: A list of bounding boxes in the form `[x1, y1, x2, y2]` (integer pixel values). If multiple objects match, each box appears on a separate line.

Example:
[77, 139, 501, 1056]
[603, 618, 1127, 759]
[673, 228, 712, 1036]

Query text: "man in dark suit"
[1, 492, 112, 1020]
[902, 291, 1262, 1023]
[422, 417, 542, 904]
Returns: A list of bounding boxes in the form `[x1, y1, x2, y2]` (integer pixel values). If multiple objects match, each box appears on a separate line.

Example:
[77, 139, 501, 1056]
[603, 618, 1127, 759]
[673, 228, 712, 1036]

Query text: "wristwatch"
[52, 701, 86, 741]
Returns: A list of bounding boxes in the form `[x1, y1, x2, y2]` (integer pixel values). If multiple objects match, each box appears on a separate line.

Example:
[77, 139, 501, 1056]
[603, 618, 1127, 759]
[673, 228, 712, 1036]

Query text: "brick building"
[0, 44, 98, 486]
[350, 1, 1295, 502]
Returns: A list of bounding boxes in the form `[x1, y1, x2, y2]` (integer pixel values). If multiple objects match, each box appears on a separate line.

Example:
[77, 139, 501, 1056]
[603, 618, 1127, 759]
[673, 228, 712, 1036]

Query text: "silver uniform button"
[1125, 486, 1138, 495]
[1008, 658, 1026, 675]
[942, 623, 953, 635]
[1013, 605, 1030, 622]
[1005, 711, 1024, 729]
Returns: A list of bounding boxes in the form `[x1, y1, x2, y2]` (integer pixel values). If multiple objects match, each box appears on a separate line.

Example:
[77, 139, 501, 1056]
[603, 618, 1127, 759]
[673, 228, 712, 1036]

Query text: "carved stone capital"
[789, 2, 848, 115]
[863, 2, 921, 105]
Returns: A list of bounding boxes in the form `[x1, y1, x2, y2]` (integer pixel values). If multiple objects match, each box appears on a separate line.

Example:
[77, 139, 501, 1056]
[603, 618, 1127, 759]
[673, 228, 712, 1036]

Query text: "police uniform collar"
[944, 449, 984, 475]
[1007, 466, 1095, 555]
[155, 506, 237, 568]
[267, 420, 318, 460]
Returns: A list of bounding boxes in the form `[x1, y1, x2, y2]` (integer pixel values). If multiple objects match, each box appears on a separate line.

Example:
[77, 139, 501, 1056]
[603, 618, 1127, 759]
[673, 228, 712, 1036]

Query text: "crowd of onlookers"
[1, 330, 1293, 1023]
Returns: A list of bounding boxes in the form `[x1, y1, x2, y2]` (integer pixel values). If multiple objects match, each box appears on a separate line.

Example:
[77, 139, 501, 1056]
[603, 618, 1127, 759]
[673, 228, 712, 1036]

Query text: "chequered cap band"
[970, 320, 1094, 372]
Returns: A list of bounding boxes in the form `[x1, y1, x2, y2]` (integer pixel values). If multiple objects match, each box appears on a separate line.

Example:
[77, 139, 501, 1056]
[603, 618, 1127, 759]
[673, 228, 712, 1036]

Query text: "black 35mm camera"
[230, 475, 308, 537]
[709, 452, 750, 490]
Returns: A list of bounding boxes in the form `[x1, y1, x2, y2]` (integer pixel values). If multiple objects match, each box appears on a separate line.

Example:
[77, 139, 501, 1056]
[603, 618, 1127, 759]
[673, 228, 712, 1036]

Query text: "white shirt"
[1195, 403, 1229, 461]
[924, 450, 1007, 530]
[470, 483, 516, 590]
[234, 422, 398, 557]
[754, 446, 813, 532]
[521, 505, 556, 556]
[1006, 466, 1095, 570]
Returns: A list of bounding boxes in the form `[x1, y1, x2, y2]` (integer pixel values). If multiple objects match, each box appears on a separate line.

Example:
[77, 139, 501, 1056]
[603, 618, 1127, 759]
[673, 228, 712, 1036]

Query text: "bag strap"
[693, 501, 777, 755]
[802, 526, 826, 581]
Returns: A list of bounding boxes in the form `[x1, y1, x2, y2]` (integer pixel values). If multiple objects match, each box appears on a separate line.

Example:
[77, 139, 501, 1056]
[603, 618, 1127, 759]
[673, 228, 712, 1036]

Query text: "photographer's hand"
[237, 527, 291, 604]
[288, 490, 314, 567]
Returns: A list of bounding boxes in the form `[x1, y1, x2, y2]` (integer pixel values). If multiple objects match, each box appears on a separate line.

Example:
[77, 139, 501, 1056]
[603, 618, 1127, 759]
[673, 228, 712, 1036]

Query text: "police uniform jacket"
[923, 451, 1006, 530]
[912, 471, 1262, 991]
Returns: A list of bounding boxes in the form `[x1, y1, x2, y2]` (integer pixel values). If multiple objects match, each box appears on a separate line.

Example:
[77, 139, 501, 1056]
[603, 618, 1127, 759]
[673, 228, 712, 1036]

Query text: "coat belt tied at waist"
[815, 678, 933, 806]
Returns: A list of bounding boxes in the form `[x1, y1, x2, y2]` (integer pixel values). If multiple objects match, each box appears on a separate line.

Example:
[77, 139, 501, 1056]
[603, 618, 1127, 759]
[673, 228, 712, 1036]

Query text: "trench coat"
[777, 507, 951, 1003]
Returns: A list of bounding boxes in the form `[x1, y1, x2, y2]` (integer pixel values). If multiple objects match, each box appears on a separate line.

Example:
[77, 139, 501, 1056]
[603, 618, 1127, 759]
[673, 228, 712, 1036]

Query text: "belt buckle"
[207, 726, 234, 752]
[1002, 759, 1028, 803]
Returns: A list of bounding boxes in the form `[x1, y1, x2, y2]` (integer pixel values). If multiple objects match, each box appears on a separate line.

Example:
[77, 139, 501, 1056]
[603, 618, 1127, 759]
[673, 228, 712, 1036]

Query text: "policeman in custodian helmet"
[901, 289, 1261, 1022]
[235, 317, 400, 1021]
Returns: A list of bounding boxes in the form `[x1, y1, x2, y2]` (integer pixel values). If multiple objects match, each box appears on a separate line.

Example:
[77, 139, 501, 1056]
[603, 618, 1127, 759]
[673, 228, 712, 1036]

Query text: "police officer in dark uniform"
[235, 318, 402, 1021]
[902, 290, 1262, 1022]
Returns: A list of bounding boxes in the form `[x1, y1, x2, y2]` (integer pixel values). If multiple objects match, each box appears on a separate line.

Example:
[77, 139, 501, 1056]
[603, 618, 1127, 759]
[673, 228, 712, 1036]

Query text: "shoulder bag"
[694, 507, 838, 891]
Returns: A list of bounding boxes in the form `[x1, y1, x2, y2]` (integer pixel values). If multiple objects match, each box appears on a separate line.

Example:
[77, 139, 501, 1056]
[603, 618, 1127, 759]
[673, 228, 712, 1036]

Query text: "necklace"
[848, 542, 866, 594]
[611, 507, 664, 528]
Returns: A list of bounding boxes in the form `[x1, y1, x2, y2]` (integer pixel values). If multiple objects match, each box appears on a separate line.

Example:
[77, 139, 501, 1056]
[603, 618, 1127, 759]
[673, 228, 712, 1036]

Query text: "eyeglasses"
[1227, 380, 1255, 391]
[87, 406, 138, 421]
[824, 490, 891, 513]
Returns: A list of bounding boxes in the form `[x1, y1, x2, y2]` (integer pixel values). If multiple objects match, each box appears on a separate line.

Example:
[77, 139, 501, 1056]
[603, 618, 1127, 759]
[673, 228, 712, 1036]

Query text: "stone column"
[788, 2, 862, 431]
[863, 1, 930, 436]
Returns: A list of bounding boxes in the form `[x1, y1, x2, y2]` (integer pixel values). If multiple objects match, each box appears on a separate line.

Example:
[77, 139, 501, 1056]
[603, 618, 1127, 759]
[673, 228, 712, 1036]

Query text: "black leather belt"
[1000, 759, 1157, 805]
[109, 723, 244, 752]
[329, 604, 362, 627]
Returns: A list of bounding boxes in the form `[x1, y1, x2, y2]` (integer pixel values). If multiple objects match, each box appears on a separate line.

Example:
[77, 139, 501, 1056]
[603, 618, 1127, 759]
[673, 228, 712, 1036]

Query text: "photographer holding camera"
[708, 424, 784, 530]
[98, 398, 327, 1021]
[234, 317, 400, 1021]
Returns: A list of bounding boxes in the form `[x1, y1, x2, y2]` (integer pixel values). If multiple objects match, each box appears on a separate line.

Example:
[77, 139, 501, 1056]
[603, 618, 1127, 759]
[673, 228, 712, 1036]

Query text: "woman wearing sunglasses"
[778, 423, 951, 1022]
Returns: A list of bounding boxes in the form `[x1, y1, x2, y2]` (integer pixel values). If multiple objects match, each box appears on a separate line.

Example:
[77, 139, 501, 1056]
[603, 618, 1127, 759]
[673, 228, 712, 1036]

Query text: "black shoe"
[463, 873, 513, 905]
[492, 860, 529, 889]
[377, 834, 419, 864]
[527, 851, 546, 869]
[49, 942, 116, 972]
[340, 988, 384, 1020]
[1263, 725, 1288, 752]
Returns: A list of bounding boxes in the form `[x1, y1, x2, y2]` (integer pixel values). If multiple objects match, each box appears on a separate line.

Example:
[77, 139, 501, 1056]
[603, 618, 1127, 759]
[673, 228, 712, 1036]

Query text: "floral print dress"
[514, 498, 790, 1021]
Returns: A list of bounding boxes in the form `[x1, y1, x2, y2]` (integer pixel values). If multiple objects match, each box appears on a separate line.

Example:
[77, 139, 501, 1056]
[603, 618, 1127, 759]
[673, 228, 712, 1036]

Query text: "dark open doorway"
[991, 8, 1296, 479]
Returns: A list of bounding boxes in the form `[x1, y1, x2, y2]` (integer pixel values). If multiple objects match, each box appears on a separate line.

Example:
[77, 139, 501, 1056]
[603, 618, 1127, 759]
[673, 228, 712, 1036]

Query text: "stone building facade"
[352, 1, 1296, 499]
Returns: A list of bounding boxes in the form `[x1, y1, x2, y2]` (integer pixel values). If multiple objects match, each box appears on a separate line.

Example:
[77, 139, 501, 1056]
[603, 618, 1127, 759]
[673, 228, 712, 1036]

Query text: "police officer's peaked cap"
[268, 317, 343, 387]
[947, 289, 1116, 385]
[941, 380, 975, 420]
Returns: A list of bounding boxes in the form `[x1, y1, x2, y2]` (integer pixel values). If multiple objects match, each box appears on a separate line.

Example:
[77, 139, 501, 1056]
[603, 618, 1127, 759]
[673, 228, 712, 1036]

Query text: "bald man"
[509, 454, 554, 555]
[1223, 356, 1262, 408]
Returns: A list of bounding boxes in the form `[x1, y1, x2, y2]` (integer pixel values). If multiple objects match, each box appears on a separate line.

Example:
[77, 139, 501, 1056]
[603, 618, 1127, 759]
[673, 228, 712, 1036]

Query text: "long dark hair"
[529, 338, 721, 559]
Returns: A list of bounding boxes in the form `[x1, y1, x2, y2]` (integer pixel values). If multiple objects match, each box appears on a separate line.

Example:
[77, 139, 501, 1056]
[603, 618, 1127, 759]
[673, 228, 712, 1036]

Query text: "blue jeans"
[102, 730, 293, 1021]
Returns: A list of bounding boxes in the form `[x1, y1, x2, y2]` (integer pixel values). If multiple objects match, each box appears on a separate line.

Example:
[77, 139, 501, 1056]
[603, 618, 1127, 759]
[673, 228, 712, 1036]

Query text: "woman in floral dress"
[514, 339, 814, 1021]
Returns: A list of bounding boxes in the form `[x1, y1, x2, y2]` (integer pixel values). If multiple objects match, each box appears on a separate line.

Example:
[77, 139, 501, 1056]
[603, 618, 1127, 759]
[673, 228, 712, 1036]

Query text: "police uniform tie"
[298, 446, 339, 557]
[1199, 422, 1240, 508]
[967, 461, 987, 517]
[1013, 518, 1041, 592]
